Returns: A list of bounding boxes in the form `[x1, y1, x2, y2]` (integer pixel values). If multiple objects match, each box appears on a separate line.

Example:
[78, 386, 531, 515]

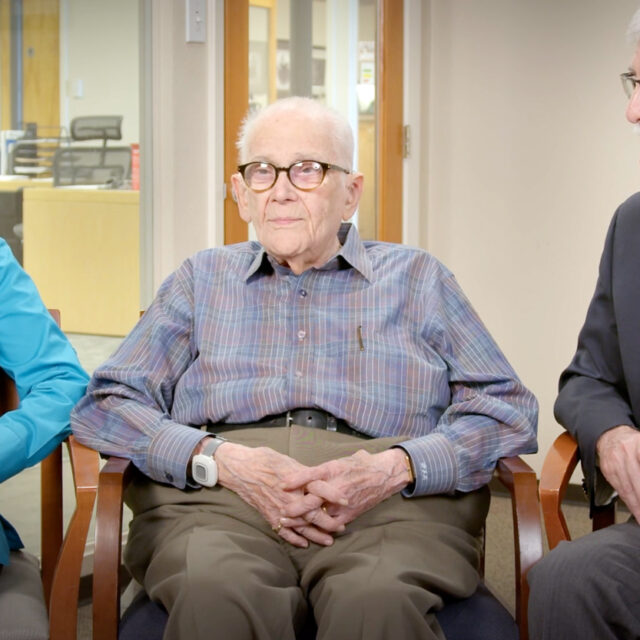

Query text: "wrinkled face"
[231, 110, 363, 275]
[626, 43, 640, 124]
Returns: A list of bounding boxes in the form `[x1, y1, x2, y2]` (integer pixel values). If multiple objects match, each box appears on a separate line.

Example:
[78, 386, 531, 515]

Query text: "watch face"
[192, 454, 218, 487]
[193, 461, 209, 484]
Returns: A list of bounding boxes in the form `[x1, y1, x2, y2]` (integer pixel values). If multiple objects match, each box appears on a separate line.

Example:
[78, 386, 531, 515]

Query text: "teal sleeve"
[0, 240, 89, 483]
[0, 515, 23, 565]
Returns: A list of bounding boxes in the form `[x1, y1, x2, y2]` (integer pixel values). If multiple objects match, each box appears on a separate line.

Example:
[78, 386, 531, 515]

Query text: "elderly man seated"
[72, 97, 537, 640]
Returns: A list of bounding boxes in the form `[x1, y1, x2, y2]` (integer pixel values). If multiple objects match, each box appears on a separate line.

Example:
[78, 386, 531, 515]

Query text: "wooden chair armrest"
[539, 432, 579, 550]
[67, 434, 102, 490]
[39, 308, 65, 602]
[94, 456, 135, 640]
[40, 445, 63, 605]
[48, 436, 100, 640]
[495, 455, 543, 640]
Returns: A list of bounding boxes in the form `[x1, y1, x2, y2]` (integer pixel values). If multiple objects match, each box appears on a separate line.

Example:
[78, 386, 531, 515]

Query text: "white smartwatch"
[191, 436, 227, 487]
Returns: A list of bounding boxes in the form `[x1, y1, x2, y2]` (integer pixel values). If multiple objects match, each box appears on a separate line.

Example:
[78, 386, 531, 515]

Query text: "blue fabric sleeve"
[0, 239, 89, 484]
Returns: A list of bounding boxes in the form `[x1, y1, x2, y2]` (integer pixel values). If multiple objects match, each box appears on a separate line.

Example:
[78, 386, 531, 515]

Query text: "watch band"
[202, 436, 226, 458]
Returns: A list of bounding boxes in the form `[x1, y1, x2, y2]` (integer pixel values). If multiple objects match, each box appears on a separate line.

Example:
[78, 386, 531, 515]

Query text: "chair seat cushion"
[437, 582, 518, 639]
[119, 580, 517, 640]
[0, 550, 48, 640]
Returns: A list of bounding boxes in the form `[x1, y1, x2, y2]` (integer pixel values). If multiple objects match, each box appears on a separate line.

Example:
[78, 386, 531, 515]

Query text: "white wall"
[149, 0, 224, 289]
[422, 0, 640, 474]
[61, 0, 139, 144]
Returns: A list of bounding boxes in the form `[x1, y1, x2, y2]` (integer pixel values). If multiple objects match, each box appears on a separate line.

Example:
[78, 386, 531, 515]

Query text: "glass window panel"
[248, 0, 379, 240]
[0, 0, 142, 337]
[357, 0, 376, 240]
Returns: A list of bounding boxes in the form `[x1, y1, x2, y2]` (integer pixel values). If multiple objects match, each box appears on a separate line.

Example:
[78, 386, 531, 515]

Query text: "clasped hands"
[215, 442, 411, 548]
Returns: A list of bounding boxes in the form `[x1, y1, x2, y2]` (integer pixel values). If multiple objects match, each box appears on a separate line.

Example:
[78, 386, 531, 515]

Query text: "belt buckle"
[285, 410, 293, 427]
[326, 415, 337, 432]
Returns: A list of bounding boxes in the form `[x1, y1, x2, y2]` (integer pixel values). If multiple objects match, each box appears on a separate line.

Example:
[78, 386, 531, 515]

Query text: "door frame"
[222, 0, 404, 245]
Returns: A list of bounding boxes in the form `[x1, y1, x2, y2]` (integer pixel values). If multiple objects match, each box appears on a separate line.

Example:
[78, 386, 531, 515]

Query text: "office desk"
[0, 177, 52, 190]
[23, 187, 140, 336]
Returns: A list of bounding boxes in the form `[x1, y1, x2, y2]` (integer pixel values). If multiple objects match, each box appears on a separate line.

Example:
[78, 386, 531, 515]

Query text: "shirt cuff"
[594, 456, 617, 507]
[147, 423, 208, 488]
[396, 432, 458, 497]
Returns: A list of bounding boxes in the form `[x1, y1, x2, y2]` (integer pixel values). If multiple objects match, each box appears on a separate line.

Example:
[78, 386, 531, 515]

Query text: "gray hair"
[236, 97, 354, 168]
[628, 7, 640, 44]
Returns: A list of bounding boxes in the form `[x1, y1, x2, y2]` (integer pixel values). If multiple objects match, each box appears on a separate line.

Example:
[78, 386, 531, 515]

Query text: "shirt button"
[165, 472, 174, 483]
[297, 330, 306, 340]
[295, 370, 303, 378]
[299, 289, 307, 297]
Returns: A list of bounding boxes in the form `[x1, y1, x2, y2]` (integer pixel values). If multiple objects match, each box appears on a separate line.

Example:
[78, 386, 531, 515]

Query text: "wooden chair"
[91, 453, 542, 640]
[42, 435, 99, 639]
[0, 309, 100, 640]
[539, 431, 616, 551]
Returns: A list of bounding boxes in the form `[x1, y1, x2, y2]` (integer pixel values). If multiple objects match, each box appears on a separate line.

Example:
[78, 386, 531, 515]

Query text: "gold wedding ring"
[321, 505, 328, 513]
[272, 522, 283, 534]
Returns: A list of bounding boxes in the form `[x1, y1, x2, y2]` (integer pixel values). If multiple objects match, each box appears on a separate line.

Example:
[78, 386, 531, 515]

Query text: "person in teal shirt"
[0, 238, 88, 567]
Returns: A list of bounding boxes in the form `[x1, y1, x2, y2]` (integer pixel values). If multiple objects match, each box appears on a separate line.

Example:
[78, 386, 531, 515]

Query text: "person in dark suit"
[528, 7, 640, 639]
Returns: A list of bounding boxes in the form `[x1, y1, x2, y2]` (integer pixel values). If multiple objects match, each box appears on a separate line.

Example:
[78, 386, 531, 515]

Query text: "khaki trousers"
[124, 426, 489, 640]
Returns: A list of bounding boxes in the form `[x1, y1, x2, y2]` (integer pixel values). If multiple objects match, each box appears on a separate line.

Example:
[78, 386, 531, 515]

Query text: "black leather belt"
[207, 409, 370, 439]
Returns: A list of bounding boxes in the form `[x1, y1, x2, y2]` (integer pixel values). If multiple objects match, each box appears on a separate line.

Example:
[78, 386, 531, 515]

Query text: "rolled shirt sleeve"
[72, 259, 208, 488]
[398, 270, 538, 496]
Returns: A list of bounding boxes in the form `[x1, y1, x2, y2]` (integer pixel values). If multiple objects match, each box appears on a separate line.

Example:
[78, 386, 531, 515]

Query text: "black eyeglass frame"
[621, 71, 640, 99]
[237, 160, 351, 192]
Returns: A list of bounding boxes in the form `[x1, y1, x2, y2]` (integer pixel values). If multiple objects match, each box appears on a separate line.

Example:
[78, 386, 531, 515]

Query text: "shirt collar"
[333, 223, 373, 281]
[243, 223, 373, 282]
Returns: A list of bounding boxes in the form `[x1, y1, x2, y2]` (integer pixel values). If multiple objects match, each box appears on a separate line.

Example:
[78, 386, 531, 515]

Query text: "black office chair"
[52, 116, 131, 187]
[52, 147, 131, 187]
[70, 116, 123, 146]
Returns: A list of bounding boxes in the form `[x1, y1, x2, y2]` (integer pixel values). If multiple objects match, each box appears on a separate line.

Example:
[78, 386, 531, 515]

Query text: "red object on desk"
[131, 143, 140, 190]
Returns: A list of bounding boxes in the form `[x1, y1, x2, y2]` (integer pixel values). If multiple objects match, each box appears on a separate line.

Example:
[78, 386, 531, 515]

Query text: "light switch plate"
[186, 0, 206, 43]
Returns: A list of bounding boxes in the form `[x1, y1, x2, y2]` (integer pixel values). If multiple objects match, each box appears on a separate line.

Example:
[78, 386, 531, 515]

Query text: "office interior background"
[1, 0, 640, 559]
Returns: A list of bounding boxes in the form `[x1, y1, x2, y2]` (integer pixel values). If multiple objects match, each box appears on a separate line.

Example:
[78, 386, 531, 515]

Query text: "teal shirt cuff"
[0, 515, 24, 565]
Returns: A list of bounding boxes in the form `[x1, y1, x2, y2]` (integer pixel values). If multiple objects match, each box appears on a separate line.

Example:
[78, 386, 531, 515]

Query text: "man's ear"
[342, 173, 364, 221]
[231, 173, 251, 223]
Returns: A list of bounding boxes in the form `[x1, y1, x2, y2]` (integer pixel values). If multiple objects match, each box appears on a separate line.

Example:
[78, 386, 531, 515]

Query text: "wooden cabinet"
[23, 187, 139, 336]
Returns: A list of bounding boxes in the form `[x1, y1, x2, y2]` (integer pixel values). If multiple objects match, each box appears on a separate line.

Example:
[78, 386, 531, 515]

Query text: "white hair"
[627, 7, 640, 44]
[236, 96, 354, 168]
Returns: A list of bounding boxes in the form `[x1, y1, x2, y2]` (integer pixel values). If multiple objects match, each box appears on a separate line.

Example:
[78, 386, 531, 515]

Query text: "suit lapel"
[613, 202, 640, 423]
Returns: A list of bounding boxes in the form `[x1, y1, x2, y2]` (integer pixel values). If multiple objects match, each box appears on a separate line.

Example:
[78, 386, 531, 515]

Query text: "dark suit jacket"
[555, 192, 640, 509]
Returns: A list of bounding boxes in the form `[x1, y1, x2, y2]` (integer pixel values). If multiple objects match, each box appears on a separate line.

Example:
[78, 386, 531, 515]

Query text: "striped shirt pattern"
[72, 224, 538, 496]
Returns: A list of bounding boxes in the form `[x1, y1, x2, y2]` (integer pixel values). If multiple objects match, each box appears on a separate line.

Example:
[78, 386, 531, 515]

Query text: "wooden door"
[1, 0, 11, 129]
[22, 0, 60, 132]
[223, 0, 403, 245]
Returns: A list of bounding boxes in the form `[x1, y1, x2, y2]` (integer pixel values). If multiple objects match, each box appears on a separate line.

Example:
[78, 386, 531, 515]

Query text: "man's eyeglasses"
[237, 160, 351, 192]
[621, 71, 640, 98]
